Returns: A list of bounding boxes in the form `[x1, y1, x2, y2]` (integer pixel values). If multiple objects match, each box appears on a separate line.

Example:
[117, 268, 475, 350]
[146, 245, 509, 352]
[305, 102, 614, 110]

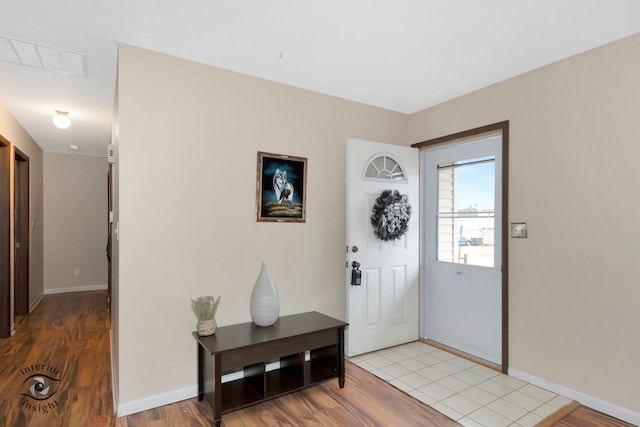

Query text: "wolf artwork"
[273, 168, 294, 208]
[257, 151, 306, 222]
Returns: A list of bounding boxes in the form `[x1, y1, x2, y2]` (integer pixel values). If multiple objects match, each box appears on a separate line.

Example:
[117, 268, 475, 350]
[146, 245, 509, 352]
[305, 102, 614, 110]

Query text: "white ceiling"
[1, 1, 639, 157]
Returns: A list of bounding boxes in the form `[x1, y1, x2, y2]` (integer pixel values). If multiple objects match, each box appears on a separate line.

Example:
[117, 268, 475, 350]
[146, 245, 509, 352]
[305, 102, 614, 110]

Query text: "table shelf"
[221, 378, 263, 412]
[195, 312, 347, 427]
[306, 359, 338, 384]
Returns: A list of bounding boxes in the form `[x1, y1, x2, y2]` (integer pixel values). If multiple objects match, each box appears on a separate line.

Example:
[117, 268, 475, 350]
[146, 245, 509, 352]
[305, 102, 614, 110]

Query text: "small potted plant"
[191, 295, 221, 336]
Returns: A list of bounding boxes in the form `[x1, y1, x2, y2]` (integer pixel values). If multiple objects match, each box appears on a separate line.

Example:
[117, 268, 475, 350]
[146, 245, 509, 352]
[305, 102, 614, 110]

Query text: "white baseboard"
[509, 368, 640, 426]
[117, 386, 198, 417]
[29, 292, 44, 313]
[44, 284, 107, 294]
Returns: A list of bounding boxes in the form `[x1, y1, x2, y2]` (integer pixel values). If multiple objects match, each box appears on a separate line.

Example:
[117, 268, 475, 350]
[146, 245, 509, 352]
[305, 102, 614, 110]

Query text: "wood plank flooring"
[551, 406, 636, 427]
[0, 291, 634, 427]
[0, 291, 113, 427]
[119, 362, 459, 427]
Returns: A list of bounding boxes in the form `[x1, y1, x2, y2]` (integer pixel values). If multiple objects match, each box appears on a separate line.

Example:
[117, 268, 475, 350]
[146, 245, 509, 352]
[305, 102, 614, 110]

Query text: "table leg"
[338, 326, 345, 388]
[197, 342, 204, 401]
[213, 354, 222, 426]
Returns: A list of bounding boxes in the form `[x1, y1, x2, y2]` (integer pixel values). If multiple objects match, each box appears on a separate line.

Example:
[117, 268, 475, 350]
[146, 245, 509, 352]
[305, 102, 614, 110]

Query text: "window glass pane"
[365, 163, 378, 178]
[437, 157, 495, 267]
[373, 156, 386, 171]
[388, 161, 404, 180]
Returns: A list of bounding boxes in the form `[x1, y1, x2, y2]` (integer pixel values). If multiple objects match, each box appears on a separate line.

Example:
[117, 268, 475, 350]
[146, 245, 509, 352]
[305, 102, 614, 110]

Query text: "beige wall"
[43, 152, 108, 292]
[116, 44, 407, 407]
[0, 101, 44, 312]
[117, 35, 640, 417]
[408, 33, 640, 413]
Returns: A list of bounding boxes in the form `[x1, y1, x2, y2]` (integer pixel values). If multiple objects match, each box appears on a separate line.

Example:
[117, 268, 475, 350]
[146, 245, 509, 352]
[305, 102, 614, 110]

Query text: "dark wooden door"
[14, 148, 29, 316]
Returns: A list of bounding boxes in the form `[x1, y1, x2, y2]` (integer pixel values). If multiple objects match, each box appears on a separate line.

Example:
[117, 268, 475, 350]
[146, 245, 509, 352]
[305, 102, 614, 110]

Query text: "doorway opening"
[412, 121, 509, 373]
[0, 136, 10, 338]
[107, 163, 113, 313]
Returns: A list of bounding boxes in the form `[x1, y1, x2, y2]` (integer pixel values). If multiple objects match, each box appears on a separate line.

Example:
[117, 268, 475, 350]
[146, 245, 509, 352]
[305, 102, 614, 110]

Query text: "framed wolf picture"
[256, 152, 307, 222]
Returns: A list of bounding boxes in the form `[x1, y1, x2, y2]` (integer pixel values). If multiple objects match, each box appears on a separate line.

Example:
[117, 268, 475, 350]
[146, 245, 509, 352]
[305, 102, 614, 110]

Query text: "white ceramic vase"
[250, 261, 280, 327]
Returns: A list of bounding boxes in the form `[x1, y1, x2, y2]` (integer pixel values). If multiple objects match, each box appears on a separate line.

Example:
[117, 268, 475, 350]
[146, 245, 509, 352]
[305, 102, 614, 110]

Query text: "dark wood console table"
[193, 311, 348, 426]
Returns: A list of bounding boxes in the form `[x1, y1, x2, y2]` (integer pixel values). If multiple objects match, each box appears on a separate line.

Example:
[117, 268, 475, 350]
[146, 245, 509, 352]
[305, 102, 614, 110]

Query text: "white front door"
[422, 133, 503, 364]
[346, 138, 419, 357]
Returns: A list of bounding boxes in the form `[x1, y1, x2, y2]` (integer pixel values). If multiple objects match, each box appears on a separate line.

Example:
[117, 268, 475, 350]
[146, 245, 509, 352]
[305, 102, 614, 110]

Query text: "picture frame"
[256, 152, 307, 222]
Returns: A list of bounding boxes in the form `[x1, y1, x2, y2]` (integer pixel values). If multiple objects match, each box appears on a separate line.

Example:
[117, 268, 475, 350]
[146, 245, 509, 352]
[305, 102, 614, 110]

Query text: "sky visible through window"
[455, 158, 495, 212]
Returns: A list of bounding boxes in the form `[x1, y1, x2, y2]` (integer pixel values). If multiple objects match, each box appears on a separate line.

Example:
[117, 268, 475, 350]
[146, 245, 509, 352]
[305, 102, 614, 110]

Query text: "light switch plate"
[511, 222, 528, 238]
[107, 144, 115, 163]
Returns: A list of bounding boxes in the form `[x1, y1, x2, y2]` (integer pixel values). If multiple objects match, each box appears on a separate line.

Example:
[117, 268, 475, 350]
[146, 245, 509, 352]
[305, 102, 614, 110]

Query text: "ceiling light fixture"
[53, 110, 71, 129]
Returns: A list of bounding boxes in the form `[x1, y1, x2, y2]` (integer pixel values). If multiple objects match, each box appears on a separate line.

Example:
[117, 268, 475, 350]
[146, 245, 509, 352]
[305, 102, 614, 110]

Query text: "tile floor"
[348, 341, 572, 427]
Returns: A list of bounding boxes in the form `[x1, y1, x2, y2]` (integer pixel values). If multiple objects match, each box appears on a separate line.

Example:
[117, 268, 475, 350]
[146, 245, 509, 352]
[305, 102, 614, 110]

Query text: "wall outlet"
[73, 268, 80, 276]
[511, 222, 528, 238]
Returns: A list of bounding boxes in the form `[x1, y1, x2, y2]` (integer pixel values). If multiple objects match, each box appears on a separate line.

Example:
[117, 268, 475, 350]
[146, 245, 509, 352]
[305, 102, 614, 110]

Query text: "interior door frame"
[412, 120, 509, 373]
[0, 135, 10, 338]
[14, 147, 29, 316]
[107, 163, 113, 312]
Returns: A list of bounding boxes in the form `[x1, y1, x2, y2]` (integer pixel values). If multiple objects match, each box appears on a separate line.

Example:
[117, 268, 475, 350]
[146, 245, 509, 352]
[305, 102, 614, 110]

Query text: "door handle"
[350, 261, 361, 286]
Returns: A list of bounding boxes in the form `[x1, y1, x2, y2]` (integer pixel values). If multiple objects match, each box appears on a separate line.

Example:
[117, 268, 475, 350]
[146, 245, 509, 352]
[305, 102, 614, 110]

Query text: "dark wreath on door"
[256, 151, 307, 223]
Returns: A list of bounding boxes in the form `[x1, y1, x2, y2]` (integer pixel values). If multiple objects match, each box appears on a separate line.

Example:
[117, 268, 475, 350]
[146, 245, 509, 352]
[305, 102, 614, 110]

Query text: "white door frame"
[412, 121, 509, 373]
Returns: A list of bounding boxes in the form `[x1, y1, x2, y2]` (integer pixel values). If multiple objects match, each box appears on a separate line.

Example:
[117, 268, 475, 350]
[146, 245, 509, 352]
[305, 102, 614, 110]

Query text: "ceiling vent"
[0, 35, 87, 77]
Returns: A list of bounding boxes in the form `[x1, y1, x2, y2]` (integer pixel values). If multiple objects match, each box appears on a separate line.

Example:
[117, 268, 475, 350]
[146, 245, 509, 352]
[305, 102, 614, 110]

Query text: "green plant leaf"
[191, 295, 221, 320]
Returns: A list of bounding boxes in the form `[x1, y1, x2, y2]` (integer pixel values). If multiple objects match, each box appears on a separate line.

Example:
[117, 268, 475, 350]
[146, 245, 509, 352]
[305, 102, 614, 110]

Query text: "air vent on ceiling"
[0, 35, 87, 77]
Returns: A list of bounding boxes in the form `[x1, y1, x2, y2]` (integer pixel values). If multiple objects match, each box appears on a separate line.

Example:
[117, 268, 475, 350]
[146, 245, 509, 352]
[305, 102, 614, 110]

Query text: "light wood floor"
[0, 291, 633, 427]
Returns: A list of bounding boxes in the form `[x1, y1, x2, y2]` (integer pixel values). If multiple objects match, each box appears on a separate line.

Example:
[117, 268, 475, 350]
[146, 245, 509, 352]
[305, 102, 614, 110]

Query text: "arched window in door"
[363, 153, 407, 182]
